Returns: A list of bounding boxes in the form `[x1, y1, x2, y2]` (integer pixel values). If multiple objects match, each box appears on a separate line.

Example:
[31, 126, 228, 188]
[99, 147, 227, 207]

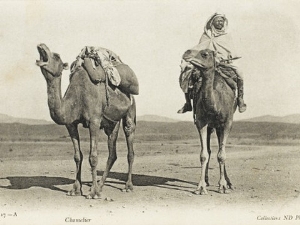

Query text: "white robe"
[185, 13, 238, 62]
[179, 13, 240, 93]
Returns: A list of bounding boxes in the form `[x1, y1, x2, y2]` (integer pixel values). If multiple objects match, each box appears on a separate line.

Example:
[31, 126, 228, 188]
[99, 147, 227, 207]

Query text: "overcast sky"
[0, 0, 299, 122]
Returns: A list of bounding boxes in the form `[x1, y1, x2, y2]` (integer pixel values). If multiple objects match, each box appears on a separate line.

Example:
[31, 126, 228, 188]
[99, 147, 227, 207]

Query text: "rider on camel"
[178, 13, 247, 114]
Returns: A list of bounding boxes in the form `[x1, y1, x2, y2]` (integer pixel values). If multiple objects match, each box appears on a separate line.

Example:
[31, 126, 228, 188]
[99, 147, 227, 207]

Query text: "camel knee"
[74, 151, 82, 163]
[217, 152, 226, 164]
[89, 154, 98, 168]
[74, 155, 81, 164]
[200, 155, 208, 164]
[123, 118, 135, 137]
[124, 127, 135, 137]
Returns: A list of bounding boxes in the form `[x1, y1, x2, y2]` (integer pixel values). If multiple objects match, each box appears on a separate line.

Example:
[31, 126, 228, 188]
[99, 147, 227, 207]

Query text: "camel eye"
[53, 53, 60, 59]
[201, 52, 209, 58]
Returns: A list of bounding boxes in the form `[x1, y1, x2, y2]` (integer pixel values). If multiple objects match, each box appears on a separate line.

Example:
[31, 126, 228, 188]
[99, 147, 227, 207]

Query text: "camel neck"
[200, 67, 217, 112]
[201, 67, 215, 93]
[46, 77, 65, 124]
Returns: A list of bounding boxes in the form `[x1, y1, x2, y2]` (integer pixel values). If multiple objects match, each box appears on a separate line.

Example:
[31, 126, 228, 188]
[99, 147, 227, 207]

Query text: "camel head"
[190, 49, 216, 70]
[36, 43, 69, 80]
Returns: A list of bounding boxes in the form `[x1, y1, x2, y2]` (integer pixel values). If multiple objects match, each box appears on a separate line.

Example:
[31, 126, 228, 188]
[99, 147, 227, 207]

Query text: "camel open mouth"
[36, 44, 49, 67]
[190, 60, 205, 68]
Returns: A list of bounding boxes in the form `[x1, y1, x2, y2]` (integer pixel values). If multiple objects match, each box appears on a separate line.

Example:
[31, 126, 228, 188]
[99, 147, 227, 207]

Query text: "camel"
[189, 49, 237, 195]
[36, 43, 136, 199]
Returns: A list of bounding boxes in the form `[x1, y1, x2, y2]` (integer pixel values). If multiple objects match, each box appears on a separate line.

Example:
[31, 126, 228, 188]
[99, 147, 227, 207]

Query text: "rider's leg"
[234, 68, 247, 113]
[177, 92, 192, 114]
[178, 60, 194, 114]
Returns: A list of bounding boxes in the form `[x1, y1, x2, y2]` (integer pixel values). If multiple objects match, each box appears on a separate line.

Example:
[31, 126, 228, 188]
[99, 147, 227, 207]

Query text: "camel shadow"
[0, 174, 216, 194]
[93, 171, 197, 193]
[0, 176, 73, 193]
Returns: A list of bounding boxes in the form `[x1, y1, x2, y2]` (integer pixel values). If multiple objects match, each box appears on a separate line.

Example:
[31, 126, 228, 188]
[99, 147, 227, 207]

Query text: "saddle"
[216, 63, 237, 91]
[190, 63, 237, 98]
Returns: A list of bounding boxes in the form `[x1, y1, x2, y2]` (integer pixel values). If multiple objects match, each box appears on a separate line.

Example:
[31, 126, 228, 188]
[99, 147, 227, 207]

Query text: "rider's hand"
[228, 55, 233, 64]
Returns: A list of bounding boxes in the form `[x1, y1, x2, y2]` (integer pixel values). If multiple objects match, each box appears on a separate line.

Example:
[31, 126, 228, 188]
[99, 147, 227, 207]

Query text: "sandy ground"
[1, 141, 300, 225]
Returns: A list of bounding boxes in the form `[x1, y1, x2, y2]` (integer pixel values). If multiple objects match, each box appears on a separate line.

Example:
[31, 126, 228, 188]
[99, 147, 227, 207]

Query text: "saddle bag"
[83, 58, 139, 95]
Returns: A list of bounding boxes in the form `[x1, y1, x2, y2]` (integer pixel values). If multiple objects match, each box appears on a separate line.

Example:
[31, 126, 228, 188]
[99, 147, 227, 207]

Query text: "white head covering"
[204, 13, 228, 37]
[184, 13, 237, 63]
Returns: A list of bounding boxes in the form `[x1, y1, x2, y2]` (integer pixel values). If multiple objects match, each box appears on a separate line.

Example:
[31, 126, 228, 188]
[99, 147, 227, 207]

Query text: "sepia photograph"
[0, 0, 299, 224]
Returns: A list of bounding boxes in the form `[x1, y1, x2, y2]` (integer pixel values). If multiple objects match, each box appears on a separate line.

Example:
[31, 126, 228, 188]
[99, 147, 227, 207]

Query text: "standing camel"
[189, 49, 237, 195]
[36, 43, 136, 199]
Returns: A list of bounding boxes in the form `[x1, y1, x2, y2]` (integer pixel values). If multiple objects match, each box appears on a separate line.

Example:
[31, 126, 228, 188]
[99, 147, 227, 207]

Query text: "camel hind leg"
[121, 96, 136, 192]
[66, 123, 83, 196]
[122, 108, 136, 192]
[98, 121, 120, 192]
[99, 96, 136, 193]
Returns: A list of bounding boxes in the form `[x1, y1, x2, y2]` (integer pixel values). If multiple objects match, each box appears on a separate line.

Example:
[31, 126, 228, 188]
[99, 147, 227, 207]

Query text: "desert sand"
[1, 141, 300, 225]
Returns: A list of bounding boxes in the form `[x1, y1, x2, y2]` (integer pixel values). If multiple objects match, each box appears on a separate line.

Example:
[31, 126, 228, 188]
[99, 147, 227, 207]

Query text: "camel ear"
[63, 63, 69, 70]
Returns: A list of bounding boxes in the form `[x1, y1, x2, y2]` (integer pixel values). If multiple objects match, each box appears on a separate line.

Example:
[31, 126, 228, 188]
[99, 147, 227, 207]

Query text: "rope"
[105, 73, 110, 107]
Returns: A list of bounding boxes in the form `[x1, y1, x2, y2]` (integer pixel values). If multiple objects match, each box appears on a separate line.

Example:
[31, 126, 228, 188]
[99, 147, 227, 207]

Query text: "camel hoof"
[193, 188, 207, 195]
[93, 195, 100, 199]
[201, 189, 208, 195]
[219, 187, 230, 194]
[194, 187, 208, 195]
[86, 195, 92, 199]
[86, 194, 101, 199]
[193, 190, 201, 195]
[125, 183, 134, 192]
[224, 189, 231, 194]
[67, 190, 81, 196]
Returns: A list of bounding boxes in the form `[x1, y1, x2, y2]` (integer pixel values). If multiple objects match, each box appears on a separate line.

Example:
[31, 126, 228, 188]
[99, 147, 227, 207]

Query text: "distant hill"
[137, 114, 180, 123]
[0, 121, 300, 143]
[243, 114, 300, 124]
[1, 113, 300, 126]
[0, 113, 181, 125]
[0, 112, 300, 144]
[139, 114, 300, 124]
[0, 113, 53, 125]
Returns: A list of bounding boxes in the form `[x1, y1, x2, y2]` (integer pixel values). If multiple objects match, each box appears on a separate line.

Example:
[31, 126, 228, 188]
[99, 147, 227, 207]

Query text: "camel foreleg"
[87, 119, 101, 199]
[66, 124, 83, 196]
[194, 123, 209, 195]
[205, 127, 213, 186]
